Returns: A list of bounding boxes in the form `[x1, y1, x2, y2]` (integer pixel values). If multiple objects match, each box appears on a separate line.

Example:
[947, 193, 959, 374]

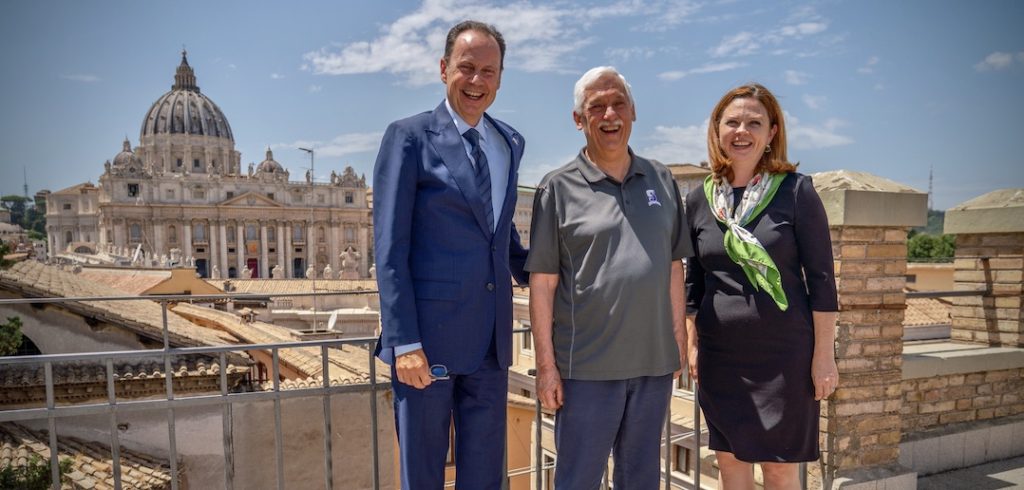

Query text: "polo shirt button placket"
[486, 282, 495, 292]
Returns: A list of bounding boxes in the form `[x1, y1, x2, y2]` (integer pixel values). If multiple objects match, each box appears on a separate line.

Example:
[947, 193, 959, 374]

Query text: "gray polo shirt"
[525, 149, 694, 381]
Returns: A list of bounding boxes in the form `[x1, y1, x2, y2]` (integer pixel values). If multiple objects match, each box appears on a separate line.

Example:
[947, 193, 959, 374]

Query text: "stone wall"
[823, 226, 908, 478]
[902, 367, 1024, 434]
[950, 233, 1024, 347]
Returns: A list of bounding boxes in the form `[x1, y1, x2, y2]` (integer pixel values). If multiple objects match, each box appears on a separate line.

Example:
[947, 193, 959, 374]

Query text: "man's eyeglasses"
[429, 364, 450, 380]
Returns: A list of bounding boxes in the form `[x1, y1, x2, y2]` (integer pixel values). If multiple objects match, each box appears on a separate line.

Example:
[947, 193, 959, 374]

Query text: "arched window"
[293, 224, 304, 242]
[246, 224, 258, 241]
[194, 222, 207, 242]
[64, 230, 73, 245]
[168, 225, 178, 244]
[318, 226, 326, 243]
[267, 225, 276, 241]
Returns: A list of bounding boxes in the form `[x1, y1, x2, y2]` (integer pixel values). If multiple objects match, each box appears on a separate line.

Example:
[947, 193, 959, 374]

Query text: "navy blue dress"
[684, 172, 838, 462]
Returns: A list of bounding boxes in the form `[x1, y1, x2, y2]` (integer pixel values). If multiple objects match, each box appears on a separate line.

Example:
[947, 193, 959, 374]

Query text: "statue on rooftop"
[211, 265, 221, 279]
[323, 263, 334, 279]
[305, 264, 315, 279]
[272, 264, 283, 279]
[340, 246, 361, 279]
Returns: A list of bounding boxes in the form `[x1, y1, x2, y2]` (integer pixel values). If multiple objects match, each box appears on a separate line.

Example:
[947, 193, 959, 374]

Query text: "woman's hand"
[811, 349, 839, 401]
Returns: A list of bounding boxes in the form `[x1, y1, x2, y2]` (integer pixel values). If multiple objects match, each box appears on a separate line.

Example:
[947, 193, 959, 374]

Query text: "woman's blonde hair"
[707, 83, 797, 182]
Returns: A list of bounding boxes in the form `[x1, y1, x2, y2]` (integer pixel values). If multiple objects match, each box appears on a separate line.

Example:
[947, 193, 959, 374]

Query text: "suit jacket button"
[491, 246, 497, 252]
[486, 282, 495, 291]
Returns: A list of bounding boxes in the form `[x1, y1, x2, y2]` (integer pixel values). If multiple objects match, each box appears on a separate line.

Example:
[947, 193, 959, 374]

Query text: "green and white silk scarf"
[703, 172, 789, 311]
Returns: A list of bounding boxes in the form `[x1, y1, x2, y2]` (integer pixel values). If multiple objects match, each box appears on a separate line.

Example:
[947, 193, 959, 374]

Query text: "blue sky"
[1, 0, 1022, 210]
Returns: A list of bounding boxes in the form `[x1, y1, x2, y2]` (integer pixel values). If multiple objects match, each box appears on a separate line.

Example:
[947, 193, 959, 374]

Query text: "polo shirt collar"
[575, 146, 646, 184]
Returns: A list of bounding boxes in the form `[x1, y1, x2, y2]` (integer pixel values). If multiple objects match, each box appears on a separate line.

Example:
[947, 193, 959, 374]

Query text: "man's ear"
[440, 58, 448, 84]
[573, 111, 584, 131]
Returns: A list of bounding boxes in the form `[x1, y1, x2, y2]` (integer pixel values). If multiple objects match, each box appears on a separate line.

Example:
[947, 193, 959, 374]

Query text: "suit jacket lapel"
[426, 102, 493, 239]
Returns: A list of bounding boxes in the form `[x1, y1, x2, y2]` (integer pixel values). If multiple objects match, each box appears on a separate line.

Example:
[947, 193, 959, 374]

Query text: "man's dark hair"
[444, 20, 506, 69]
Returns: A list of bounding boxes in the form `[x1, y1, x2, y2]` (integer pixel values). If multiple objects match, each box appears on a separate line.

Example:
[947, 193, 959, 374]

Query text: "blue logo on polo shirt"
[646, 189, 661, 207]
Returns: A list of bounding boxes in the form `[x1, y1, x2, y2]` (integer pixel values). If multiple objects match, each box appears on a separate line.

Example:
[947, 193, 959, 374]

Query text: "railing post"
[272, 348, 284, 490]
[106, 358, 123, 490]
[45, 362, 59, 490]
[220, 351, 234, 490]
[161, 300, 179, 490]
[664, 405, 671, 490]
[321, 345, 334, 490]
[529, 369, 542, 490]
[693, 384, 700, 490]
[368, 340, 380, 490]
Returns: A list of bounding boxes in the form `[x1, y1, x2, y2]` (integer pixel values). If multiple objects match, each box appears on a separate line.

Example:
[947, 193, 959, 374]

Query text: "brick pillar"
[812, 170, 926, 488]
[945, 190, 1024, 347]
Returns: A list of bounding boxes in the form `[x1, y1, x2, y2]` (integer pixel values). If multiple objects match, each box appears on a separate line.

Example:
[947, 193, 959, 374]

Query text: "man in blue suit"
[372, 20, 529, 489]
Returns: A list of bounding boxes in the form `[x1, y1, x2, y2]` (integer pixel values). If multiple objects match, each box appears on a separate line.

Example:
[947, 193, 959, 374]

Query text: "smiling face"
[440, 29, 502, 127]
[716, 97, 778, 172]
[574, 73, 635, 165]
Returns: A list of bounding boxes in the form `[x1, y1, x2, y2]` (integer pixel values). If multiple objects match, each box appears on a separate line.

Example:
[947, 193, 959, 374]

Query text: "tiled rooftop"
[171, 303, 388, 388]
[0, 422, 173, 489]
[0, 261, 235, 349]
[212, 278, 378, 294]
[904, 296, 952, 327]
[77, 268, 172, 295]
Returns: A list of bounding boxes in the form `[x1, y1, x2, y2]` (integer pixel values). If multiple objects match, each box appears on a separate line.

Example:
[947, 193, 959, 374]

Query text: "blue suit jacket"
[373, 101, 529, 373]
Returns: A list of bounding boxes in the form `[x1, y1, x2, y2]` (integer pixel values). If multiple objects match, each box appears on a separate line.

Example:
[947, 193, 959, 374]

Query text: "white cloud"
[640, 122, 709, 164]
[801, 94, 826, 110]
[270, 73, 285, 80]
[710, 19, 829, 58]
[658, 61, 747, 81]
[974, 51, 1023, 71]
[60, 74, 100, 83]
[709, 31, 759, 57]
[606, 46, 657, 62]
[787, 114, 852, 149]
[302, 0, 693, 85]
[784, 69, 808, 85]
[638, 0, 701, 32]
[228, 63, 237, 70]
[857, 56, 879, 74]
[275, 131, 385, 159]
[308, 84, 323, 93]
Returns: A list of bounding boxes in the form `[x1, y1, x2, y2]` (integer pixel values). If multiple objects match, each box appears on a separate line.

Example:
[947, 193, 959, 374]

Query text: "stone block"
[987, 420, 1013, 459]
[866, 244, 906, 259]
[840, 244, 868, 259]
[938, 431, 965, 470]
[883, 229, 908, 242]
[918, 400, 955, 414]
[963, 427, 989, 467]
[911, 436, 939, 474]
[938, 410, 975, 425]
[883, 261, 907, 275]
[842, 228, 885, 241]
[866, 277, 905, 292]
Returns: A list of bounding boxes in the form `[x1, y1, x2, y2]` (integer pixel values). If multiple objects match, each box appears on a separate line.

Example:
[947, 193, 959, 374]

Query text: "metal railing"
[0, 290, 717, 489]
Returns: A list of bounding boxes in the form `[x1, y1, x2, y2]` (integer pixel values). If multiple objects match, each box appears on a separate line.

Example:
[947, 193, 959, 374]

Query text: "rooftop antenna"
[298, 147, 318, 332]
[927, 165, 934, 211]
[22, 166, 29, 201]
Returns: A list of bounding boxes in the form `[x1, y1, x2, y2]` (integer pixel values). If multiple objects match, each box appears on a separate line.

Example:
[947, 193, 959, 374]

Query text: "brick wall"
[821, 226, 908, 478]
[902, 367, 1024, 434]
[951, 232, 1024, 347]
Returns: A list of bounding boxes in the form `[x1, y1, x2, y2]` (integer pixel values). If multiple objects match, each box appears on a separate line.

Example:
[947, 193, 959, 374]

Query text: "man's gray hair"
[573, 66, 635, 115]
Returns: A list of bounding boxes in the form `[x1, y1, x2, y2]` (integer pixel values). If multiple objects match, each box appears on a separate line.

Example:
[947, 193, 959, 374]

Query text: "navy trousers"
[392, 348, 508, 489]
[554, 374, 673, 489]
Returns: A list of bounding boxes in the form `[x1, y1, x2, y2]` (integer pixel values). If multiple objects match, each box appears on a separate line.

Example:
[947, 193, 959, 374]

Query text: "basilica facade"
[46, 52, 372, 279]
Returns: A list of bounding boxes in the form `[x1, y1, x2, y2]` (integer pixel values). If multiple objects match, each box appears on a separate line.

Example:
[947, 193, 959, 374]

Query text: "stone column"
[153, 220, 165, 258]
[276, 222, 286, 277]
[113, 220, 126, 249]
[220, 221, 229, 275]
[284, 222, 293, 278]
[260, 221, 270, 279]
[236, 222, 245, 275]
[208, 221, 219, 273]
[329, 221, 340, 273]
[945, 189, 1024, 347]
[358, 220, 370, 278]
[183, 222, 192, 261]
[812, 170, 926, 488]
[307, 221, 316, 271]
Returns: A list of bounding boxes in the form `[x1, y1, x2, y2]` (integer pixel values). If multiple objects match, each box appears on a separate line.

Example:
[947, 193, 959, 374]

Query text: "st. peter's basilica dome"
[139, 51, 233, 142]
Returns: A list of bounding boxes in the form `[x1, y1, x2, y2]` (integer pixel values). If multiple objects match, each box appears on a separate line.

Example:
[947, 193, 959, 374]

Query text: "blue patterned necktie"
[463, 128, 494, 233]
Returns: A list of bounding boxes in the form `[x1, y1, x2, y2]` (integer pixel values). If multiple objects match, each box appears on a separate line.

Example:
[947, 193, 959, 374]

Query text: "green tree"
[907, 232, 955, 262]
[0, 316, 23, 356]
[0, 454, 73, 489]
[0, 195, 28, 226]
[0, 241, 12, 268]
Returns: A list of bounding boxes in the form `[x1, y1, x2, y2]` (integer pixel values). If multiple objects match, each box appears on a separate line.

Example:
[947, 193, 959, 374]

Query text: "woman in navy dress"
[684, 84, 839, 489]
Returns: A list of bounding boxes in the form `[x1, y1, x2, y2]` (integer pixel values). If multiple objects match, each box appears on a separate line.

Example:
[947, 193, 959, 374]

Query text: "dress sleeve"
[684, 189, 706, 315]
[793, 175, 839, 312]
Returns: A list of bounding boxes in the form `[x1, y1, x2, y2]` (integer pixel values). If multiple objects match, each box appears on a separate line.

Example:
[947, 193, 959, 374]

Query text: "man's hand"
[395, 349, 433, 389]
[687, 341, 698, 382]
[536, 364, 563, 410]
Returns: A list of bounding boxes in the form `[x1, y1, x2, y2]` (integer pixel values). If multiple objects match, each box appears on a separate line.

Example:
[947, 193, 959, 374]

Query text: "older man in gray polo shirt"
[526, 66, 693, 488]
